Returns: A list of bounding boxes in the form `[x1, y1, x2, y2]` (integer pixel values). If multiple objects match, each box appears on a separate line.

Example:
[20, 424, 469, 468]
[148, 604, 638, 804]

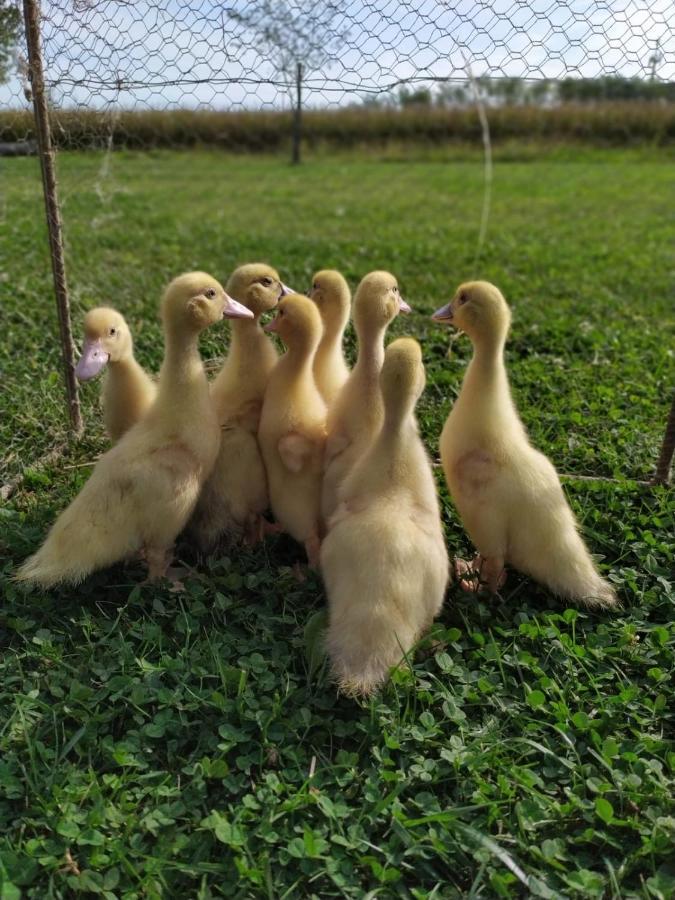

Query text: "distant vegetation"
[1, 99, 674, 153]
[394, 75, 675, 109]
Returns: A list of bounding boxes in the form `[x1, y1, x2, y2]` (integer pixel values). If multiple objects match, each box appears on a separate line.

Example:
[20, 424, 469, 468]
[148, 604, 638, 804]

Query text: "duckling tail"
[530, 528, 620, 610]
[14, 484, 136, 589]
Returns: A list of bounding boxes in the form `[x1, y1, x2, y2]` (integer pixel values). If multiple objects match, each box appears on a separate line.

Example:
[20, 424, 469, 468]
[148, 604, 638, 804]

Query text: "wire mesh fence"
[1, 0, 674, 157]
[1, 0, 674, 485]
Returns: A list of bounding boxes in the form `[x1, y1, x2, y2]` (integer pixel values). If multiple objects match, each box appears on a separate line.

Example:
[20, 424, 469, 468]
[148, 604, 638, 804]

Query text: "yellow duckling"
[321, 338, 449, 696]
[188, 263, 289, 551]
[321, 270, 410, 521]
[258, 293, 327, 566]
[15, 273, 253, 588]
[309, 269, 351, 407]
[432, 281, 618, 608]
[75, 307, 157, 442]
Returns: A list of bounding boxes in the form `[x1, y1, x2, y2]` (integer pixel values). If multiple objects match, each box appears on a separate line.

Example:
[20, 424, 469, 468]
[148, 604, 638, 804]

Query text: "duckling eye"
[109, 327, 117, 336]
[458, 292, 468, 305]
[205, 288, 216, 299]
[261, 277, 273, 287]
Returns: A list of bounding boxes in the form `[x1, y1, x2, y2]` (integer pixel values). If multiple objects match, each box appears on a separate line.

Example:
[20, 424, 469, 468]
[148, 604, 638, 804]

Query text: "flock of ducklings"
[16, 264, 618, 696]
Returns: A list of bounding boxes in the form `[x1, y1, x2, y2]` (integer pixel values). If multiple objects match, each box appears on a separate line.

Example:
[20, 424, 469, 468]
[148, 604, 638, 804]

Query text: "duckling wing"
[278, 432, 322, 474]
[324, 430, 350, 465]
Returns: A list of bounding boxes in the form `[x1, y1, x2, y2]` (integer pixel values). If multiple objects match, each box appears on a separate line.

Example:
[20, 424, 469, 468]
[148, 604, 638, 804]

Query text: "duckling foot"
[142, 548, 189, 592]
[305, 533, 321, 570]
[165, 565, 190, 593]
[244, 516, 284, 547]
[454, 555, 482, 592]
[455, 555, 506, 594]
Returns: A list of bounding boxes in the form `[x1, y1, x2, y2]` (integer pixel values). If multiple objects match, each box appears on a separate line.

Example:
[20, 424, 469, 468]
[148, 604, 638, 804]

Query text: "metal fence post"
[292, 61, 303, 165]
[23, 0, 83, 435]
[653, 394, 675, 485]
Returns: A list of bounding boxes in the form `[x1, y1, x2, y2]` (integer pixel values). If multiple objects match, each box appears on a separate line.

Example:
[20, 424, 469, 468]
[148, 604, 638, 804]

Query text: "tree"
[226, 1, 348, 164]
[398, 86, 432, 108]
[0, 0, 21, 84]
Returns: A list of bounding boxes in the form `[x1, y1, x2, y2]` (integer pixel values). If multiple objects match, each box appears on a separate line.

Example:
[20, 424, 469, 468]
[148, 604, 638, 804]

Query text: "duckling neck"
[459, 334, 513, 422]
[107, 354, 144, 386]
[348, 415, 417, 498]
[354, 322, 386, 377]
[229, 316, 267, 359]
[281, 340, 317, 378]
[316, 313, 347, 370]
[155, 329, 207, 408]
[382, 400, 414, 437]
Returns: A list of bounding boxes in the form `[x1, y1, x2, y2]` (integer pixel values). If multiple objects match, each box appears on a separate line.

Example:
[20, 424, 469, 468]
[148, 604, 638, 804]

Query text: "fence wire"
[1, 0, 673, 155]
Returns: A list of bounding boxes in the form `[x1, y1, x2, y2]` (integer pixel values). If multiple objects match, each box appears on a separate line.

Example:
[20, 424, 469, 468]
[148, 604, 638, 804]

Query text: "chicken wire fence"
[1, 0, 674, 482]
[3, 0, 674, 154]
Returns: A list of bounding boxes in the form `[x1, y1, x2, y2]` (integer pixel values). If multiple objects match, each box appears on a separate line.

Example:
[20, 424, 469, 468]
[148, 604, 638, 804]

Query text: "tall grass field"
[2, 103, 675, 153]
[1, 148, 674, 898]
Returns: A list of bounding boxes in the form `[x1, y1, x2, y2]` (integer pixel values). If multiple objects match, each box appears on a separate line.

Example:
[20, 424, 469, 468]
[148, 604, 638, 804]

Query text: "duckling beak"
[399, 297, 412, 314]
[431, 301, 454, 323]
[279, 283, 294, 298]
[264, 315, 280, 333]
[75, 338, 109, 380]
[222, 293, 254, 319]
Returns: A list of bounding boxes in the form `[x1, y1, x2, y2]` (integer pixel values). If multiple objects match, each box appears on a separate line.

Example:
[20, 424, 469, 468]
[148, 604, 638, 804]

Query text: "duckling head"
[264, 293, 322, 354]
[226, 263, 290, 318]
[161, 271, 253, 333]
[353, 270, 411, 336]
[432, 280, 511, 343]
[380, 337, 425, 421]
[309, 269, 351, 330]
[75, 307, 133, 381]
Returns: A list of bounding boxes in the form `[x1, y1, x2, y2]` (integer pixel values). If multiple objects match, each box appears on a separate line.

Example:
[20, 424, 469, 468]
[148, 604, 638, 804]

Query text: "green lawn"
[1, 149, 674, 898]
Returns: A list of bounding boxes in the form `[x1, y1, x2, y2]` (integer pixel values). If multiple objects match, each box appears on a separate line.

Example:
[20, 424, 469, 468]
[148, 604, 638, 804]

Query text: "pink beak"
[75, 338, 109, 380]
[223, 293, 254, 319]
[264, 315, 280, 333]
[399, 297, 412, 314]
[431, 301, 454, 322]
[279, 283, 294, 298]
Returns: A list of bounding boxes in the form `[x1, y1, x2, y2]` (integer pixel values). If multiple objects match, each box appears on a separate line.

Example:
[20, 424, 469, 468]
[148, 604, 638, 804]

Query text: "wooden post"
[23, 0, 83, 435]
[653, 394, 675, 485]
[292, 61, 303, 165]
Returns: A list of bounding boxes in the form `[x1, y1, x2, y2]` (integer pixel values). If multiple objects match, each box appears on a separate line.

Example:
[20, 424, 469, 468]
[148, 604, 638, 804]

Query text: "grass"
[1, 147, 674, 898]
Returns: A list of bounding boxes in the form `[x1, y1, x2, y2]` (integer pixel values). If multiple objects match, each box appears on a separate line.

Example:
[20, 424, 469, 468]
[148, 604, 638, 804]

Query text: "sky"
[1, 0, 672, 111]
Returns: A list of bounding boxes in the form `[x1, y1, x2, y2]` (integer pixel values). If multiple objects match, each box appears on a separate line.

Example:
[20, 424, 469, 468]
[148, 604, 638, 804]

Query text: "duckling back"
[321, 338, 449, 695]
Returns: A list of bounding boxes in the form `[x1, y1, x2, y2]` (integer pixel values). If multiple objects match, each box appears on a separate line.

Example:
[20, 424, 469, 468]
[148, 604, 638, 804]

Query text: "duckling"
[187, 263, 288, 551]
[309, 269, 351, 407]
[75, 307, 157, 442]
[321, 270, 410, 521]
[15, 273, 253, 588]
[321, 338, 449, 696]
[258, 293, 327, 566]
[432, 281, 618, 608]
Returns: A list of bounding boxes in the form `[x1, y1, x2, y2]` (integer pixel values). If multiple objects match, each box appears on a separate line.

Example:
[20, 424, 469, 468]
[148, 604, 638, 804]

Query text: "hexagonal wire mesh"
[1, 0, 674, 482]
[3, 1, 673, 150]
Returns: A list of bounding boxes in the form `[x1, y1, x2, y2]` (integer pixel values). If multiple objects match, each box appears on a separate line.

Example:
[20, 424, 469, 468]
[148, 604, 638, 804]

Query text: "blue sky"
[1, 0, 672, 110]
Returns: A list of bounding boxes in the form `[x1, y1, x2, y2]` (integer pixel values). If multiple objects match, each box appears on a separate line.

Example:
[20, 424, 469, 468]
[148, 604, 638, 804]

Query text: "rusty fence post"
[653, 394, 675, 485]
[23, 0, 83, 435]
